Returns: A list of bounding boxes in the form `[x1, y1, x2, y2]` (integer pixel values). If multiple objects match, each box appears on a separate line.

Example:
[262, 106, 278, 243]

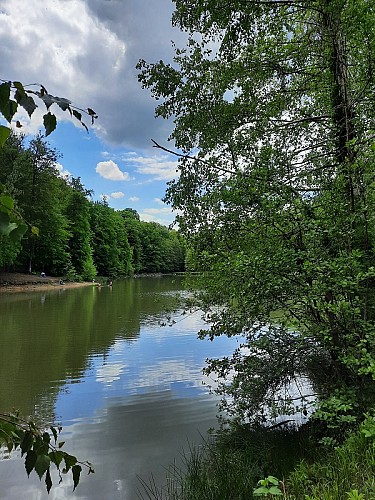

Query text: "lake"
[0, 275, 239, 499]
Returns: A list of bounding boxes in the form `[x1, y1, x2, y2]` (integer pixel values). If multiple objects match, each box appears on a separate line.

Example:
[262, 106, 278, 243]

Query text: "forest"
[0, 133, 185, 279]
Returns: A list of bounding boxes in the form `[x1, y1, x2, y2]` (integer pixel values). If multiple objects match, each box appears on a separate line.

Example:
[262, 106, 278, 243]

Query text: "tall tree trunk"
[323, 3, 357, 208]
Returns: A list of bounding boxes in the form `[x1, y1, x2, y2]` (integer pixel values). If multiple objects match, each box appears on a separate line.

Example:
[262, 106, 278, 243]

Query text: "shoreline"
[0, 272, 182, 293]
[0, 272, 94, 294]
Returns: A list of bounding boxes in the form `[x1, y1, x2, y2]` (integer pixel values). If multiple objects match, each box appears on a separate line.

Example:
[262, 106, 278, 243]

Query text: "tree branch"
[151, 139, 236, 174]
[270, 115, 331, 127]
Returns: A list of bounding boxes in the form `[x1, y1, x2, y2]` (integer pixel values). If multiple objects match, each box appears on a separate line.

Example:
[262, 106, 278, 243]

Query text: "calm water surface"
[0, 276, 239, 499]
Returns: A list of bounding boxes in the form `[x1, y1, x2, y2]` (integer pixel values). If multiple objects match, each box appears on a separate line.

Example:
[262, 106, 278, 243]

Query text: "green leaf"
[20, 431, 34, 456]
[31, 225, 40, 236]
[0, 422, 15, 438]
[0, 195, 14, 211]
[15, 91, 37, 117]
[43, 112, 57, 136]
[0, 82, 10, 101]
[72, 109, 89, 132]
[55, 96, 71, 111]
[25, 449, 38, 477]
[9, 223, 27, 242]
[50, 426, 58, 444]
[0, 125, 11, 147]
[254, 487, 269, 495]
[13, 81, 26, 95]
[49, 450, 64, 468]
[72, 464, 82, 491]
[45, 468, 52, 493]
[63, 453, 77, 470]
[42, 432, 50, 444]
[35, 454, 51, 480]
[33, 438, 49, 456]
[87, 107, 98, 124]
[0, 213, 18, 236]
[40, 93, 54, 109]
[0, 82, 11, 120]
[72, 109, 82, 122]
[267, 476, 280, 486]
[0, 99, 18, 122]
[269, 486, 283, 495]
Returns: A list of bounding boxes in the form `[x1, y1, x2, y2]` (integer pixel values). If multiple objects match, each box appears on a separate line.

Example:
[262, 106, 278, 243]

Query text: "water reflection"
[0, 276, 239, 499]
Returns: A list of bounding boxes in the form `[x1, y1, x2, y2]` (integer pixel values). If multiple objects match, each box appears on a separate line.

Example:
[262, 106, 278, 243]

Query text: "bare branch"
[270, 115, 331, 127]
[151, 139, 236, 174]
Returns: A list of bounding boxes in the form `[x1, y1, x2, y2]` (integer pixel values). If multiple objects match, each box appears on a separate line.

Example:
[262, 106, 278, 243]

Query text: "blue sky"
[0, 0, 186, 226]
[48, 122, 179, 225]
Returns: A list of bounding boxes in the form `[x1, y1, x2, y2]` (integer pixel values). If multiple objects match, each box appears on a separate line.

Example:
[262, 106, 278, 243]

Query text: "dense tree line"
[0, 133, 185, 278]
[139, 0, 375, 437]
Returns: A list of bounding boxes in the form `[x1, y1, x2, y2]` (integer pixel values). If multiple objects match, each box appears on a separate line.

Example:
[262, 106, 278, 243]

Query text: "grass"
[285, 419, 375, 499]
[138, 425, 315, 500]
[138, 416, 375, 500]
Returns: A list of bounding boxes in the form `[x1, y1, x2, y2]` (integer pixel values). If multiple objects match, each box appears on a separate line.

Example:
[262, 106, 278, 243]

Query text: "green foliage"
[138, 0, 375, 434]
[0, 133, 185, 277]
[9, 134, 73, 274]
[285, 416, 375, 499]
[0, 412, 94, 493]
[0, 80, 97, 139]
[138, 221, 185, 274]
[90, 201, 131, 277]
[254, 476, 283, 497]
[141, 416, 375, 500]
[120, 209, 143, 273]
[346, 491, 365, 500]
[360, 414, 375, 439]
[0, 125, 11, 146]
[65, 178, 97, 280]
[0, 184, 27, 239]
[0, 181, 27, 267]
[139, 425, 314, 500]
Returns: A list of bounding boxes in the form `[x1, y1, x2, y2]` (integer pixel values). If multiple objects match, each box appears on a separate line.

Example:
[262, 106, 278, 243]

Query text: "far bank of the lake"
[0, 272, 93, 293]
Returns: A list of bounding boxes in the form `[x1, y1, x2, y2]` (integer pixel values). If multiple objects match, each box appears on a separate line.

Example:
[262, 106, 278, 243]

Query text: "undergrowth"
[285, 415, 375, 499]
[139, 415, 375, 500]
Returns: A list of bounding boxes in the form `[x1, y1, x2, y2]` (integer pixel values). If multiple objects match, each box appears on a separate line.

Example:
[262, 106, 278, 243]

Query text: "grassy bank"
[286, 417, 375, 499]
[140, 416, 375, 500]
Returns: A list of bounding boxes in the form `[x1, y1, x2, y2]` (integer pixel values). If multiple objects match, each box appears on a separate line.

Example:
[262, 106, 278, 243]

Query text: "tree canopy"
[138, 0, 375, 433]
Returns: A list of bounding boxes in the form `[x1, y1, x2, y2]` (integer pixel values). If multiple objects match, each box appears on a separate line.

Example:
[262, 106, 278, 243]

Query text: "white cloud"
[125, 360, 203, 390]
[100, 194, 110, 202]
[129, 196, 139, 202]
[0, 0, 186, 149]
[139, 206, 177, 226]
[126, 155, 179, 181]
[143, 207, 172, 215]
[111, 191, 125, 199]
[154, 198, 165, 205]
[96, 160, 130, 181]
[0, 0, 129, 135]
[96, 362, 126, 385]
[55, 162, 72, 180]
